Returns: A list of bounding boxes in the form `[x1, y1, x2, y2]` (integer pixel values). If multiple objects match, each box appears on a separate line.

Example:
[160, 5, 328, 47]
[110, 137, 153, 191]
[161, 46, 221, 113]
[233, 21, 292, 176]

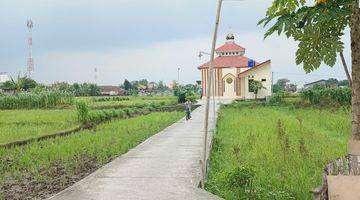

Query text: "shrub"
[301, 87, 351, 107]
[76, 101, 90, 124]
[269, 91, 287, 105]
[185, 92, 198, 103]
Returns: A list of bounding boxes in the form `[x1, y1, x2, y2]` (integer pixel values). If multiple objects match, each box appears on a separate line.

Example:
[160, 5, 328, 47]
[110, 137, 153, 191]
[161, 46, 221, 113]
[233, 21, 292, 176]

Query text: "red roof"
[215, 42, 245, 52]
[198, 55, 258, 69]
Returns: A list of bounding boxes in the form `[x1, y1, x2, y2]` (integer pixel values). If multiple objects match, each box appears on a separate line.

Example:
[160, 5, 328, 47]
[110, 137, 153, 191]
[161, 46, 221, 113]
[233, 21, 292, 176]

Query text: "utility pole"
[27, 19, 34, 78]
[271, 72, 274, 94]
[202, 0, 223, 188]
[94, 67, 98, 84]
[177, 67, 180, 83]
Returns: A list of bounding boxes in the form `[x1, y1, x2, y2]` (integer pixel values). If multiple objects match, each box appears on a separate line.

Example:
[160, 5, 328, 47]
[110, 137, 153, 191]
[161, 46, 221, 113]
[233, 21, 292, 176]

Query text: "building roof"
[238, 60, 271, 77]
[304, 79, 326, 87]
[99, 86, 125, 93]
[198, 55, 258, 69]
[215, 42, 245, 52]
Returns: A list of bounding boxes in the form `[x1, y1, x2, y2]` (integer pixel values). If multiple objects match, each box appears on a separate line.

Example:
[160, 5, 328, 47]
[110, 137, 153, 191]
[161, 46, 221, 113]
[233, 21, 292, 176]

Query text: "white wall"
[0, 74, 10, 83]
[241, 62, 272, 99]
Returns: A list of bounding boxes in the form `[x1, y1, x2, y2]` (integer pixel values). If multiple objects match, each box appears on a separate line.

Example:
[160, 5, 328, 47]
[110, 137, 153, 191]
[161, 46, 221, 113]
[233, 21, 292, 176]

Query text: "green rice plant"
[0, 112, 183, 199]
[0, 109, 78, 145]
[206, 102, 351, 200]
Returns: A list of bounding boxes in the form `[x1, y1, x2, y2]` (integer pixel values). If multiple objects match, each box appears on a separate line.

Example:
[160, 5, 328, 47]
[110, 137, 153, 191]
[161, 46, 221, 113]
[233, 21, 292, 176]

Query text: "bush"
[268, 91, 287, 105]
[174, 86, 198, 103]
[301, 87, 351, 107]
[76, 101, 90, 124]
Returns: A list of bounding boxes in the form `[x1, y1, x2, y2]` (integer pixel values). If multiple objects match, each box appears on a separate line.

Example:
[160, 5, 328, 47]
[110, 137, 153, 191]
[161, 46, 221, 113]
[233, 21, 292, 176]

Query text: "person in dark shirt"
[185, 100, 192, 120]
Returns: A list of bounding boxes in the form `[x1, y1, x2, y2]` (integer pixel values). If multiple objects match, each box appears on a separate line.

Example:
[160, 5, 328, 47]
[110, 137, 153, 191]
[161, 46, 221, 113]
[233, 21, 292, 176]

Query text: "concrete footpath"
[49, 101, 222, 200]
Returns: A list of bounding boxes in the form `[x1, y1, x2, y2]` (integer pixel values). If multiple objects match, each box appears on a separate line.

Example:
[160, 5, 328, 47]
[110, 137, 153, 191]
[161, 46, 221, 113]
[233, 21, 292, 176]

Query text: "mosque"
[198, 33, 272, 99]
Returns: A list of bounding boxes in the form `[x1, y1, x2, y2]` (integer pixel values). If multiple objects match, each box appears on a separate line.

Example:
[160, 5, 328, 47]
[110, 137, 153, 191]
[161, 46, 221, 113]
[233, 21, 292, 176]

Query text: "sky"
[0, 0, 352, 86]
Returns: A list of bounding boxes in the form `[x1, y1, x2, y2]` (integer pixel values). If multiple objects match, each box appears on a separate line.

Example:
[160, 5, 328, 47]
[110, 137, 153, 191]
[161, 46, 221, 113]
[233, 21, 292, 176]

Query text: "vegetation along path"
[49, 102, 221, 200]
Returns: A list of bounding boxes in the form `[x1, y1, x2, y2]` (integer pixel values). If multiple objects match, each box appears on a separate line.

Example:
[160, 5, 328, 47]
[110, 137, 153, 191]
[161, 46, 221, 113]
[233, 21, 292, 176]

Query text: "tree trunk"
[340, 51, 352, 87]
[351, 0, 360, 140]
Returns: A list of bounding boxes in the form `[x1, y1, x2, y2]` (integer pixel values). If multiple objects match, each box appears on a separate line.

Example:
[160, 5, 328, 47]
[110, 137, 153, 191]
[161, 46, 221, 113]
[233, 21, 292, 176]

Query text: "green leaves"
[260, 0, 352, 72]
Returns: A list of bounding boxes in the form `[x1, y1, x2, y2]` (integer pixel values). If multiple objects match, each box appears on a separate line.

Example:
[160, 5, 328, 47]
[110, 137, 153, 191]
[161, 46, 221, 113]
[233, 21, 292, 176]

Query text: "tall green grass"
[0, 92, 74, 109]
[206, 103, 351, 199]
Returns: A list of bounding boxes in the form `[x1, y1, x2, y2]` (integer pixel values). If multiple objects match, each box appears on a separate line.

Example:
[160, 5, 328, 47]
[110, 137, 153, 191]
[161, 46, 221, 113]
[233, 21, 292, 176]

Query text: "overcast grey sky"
[0, 0, 352, 86]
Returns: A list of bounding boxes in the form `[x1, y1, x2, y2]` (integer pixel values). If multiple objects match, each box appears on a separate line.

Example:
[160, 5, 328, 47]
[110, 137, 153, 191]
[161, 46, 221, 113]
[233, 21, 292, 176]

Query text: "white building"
[0, 72, 10, 84]
[198, 34, 272, 99]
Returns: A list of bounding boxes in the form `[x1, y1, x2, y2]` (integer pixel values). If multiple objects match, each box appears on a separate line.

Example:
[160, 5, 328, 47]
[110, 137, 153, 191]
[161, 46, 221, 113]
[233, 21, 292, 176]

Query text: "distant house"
[99, 86, 125, 96]
[148, 82, 157, 90]
[304, 79, 326, 89]
[0, 72, 10, 84]
[0, 72, 11, 93]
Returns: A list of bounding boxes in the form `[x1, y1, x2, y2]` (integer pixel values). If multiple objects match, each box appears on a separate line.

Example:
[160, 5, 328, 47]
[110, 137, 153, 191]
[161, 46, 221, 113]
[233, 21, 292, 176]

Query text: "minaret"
[27, 19, 34, 78]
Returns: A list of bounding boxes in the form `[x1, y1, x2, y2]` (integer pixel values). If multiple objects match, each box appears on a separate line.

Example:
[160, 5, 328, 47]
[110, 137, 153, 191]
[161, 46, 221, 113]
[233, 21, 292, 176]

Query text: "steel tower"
[27, 19, 34, 78]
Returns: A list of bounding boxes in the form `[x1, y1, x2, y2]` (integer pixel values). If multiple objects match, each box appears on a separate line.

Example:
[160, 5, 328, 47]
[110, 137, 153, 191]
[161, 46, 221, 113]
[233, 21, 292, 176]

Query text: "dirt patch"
[0, 156, 103, 200]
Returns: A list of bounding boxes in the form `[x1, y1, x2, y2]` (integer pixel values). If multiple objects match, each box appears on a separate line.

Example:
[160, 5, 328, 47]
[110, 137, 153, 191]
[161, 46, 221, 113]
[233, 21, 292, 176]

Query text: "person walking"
[185, 100, 192, 120]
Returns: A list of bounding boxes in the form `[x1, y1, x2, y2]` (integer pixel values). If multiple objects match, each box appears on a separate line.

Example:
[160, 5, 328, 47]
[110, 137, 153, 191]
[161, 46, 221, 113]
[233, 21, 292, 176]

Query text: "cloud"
[33, 28, 351, 86]
[0, 0, 352, 87]
[34, 37, 212, 85]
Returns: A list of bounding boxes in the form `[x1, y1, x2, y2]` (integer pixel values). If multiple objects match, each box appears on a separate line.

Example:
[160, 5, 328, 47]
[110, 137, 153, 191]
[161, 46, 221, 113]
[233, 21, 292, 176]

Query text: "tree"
[350, 0, 360, 140]
[277, 79, 290, 89]
[339, 79, 350, 87]
[0, 76, 37, 92]
[18, 77, 37, 91]
[1, 80, 16, 91]
[249, 80, 266, 99]
[138, 79, 148, 88]
[273, 78, 291, 93]
[123, 79, 133, 91]
[88, 84, 101, 96]
[157, 81, 168, 93]
[261, 0, 360, 146]
[325, 78, 339, 88]
[272, 84, 283, 93]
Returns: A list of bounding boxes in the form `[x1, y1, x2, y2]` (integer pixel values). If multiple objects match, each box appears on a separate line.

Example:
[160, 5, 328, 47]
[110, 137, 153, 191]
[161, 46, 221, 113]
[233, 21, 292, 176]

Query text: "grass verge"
[206, 102, 351, 199]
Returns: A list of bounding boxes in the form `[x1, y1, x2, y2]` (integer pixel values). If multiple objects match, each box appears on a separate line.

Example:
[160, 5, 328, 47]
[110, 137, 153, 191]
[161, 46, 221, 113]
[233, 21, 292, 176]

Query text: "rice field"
[206, 102, 351, 200]
[0, 96, 178, 145]
[78, 96, 178, 109]
[0, 111, 183, 199]
[0, 110, 78, 145]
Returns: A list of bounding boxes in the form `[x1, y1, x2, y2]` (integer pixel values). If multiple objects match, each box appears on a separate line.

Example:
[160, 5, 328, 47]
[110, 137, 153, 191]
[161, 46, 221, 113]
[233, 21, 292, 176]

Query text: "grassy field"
[0, 110, 78, 145]
[0, 111, 183, 199]
[206, 102, 351, 199]
[0, 96, 178, 145]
